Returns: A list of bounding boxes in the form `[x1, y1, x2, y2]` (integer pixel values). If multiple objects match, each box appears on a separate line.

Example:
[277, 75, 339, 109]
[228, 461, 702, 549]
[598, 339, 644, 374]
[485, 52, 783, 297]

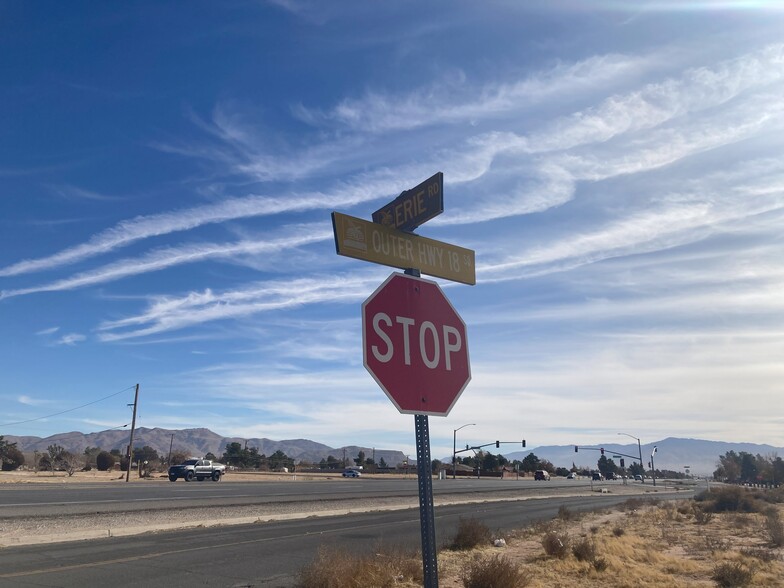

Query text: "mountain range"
[502, 437, 784, 476]
[4, 427, 408, 467]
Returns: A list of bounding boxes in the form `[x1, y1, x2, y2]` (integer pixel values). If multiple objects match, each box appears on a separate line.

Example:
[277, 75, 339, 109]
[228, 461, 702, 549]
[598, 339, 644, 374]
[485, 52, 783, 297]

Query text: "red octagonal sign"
[362, 272, 471, 416]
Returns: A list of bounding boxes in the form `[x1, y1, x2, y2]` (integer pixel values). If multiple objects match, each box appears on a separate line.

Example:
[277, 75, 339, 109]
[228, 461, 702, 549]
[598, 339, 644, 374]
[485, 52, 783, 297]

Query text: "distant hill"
[5, 427, 407, 467]
[500, 437, 784, 476]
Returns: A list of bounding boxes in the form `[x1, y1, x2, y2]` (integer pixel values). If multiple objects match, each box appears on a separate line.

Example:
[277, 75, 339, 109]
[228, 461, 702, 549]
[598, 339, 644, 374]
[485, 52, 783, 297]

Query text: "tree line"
[714, 451, 784, 485]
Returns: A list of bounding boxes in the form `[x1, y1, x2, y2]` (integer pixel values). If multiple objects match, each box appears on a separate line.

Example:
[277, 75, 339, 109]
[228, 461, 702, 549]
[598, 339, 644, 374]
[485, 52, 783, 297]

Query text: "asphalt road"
[0, 477, 658, 518]
[0, 491, 691, 588]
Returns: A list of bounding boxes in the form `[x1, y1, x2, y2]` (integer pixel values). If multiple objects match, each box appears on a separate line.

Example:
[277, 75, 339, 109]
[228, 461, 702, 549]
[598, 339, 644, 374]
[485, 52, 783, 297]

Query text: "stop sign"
[362, 272, 471, 416]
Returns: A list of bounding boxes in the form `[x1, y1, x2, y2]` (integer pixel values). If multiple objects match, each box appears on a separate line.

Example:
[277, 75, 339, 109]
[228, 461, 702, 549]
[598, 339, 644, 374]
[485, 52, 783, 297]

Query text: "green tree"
[0, 446, 25, 471]
[354, 451, 366, 467]
[521, 453, 540, 473]
[597, 456, 618, 478]
[269, 450, 290, 470]
[96, 451, 115, 471]
[0, 436, 24, 471]
[83, 446, 102, 469]
[222, 442, 246, 467]
[204, 452, 217, 461]
[482, 452, 499, 471]
[133, 446, 159, 465]
[378, 457, 388, 469]
[431, 459, 443, 474]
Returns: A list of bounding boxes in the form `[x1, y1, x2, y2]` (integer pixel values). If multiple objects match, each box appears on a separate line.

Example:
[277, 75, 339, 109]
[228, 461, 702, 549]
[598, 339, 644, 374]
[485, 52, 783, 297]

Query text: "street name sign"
[362, 272, 471, 416]
[332, 211, 476, 285]
[372, 172, 443, 232]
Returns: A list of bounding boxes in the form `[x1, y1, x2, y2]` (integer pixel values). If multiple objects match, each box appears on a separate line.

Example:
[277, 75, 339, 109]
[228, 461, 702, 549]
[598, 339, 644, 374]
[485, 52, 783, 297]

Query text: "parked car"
[634, 474, 643, 481]
[566, 472, 577, 479]
[342, 469, 361, 478]
[592, 472, 602, 481]
[534, 470, 551, 481]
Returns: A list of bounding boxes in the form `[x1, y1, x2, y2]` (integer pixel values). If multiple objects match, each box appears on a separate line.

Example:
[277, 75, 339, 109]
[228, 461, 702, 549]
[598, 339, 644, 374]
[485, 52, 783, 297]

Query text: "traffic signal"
[600, 448, 605, 455]
[574, 446, 578, 453]
[496, 440, 500, 448]
[620, 458, 625, 468]
[522, 440, 526, 448]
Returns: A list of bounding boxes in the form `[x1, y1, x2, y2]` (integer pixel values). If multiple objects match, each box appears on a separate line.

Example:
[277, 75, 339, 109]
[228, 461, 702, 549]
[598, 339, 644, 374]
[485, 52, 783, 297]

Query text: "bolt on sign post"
[333, 173, 474, 588]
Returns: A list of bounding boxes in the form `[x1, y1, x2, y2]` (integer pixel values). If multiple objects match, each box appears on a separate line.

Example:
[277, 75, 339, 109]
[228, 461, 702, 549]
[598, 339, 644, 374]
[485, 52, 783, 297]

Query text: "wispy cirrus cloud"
[0, 227, 332, 300]
[293, 54, 654, 133]
[18, 395, 49, 406]
[96, 271, 383, 341]
[35, 326, 60, 336]
[56, 333, 86, 346]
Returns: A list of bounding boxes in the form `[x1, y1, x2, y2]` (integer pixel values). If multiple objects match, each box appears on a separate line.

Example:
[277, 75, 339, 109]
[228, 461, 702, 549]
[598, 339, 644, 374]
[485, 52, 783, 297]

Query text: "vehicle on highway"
[534, 470, 550, 481]
[168, 458, 226, 482]
[566, 472, 577, 480]
[592, 472, 602, 481]
[634, 474, 643, 481]
[342, 469, 361, 478]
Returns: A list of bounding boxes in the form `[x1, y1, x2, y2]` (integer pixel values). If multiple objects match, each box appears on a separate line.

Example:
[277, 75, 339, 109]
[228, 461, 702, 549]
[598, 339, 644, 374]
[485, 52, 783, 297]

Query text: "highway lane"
[0, 491, 691, 588]
[0, 477, 648, 518]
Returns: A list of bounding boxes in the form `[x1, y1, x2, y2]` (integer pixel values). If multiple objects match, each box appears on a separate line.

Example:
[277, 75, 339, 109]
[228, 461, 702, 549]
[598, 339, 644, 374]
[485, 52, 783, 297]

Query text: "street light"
[618, 432, 644, 484]
[453, 423, 476, 480]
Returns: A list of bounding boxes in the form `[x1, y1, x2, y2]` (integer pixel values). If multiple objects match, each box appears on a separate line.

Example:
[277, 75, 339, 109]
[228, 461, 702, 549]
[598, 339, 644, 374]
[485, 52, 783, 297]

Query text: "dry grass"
[427, 493, 784, 587]
[298, 545, 422, 588]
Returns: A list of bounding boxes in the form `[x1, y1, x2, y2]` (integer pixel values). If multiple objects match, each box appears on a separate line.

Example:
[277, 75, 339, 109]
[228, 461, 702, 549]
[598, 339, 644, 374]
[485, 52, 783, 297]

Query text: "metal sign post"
[334, 173, 475, 588]
[415, 414, 438, 588]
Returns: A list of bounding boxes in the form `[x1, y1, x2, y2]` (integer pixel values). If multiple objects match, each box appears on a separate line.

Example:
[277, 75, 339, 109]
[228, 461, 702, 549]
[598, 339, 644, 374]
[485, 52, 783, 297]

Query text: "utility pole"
[125, 383, 139, 483]
[167, 433, 174, 465]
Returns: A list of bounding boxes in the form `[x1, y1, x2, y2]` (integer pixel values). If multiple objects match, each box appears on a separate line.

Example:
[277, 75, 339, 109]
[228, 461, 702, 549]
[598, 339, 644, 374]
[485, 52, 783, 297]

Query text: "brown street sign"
[332, 211, 475, 285]
[372, 172, 443, 232]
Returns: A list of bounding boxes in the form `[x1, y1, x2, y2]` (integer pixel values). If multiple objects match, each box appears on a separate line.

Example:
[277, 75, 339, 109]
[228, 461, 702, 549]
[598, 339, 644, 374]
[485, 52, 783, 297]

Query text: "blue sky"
[2, 1, 783, 461]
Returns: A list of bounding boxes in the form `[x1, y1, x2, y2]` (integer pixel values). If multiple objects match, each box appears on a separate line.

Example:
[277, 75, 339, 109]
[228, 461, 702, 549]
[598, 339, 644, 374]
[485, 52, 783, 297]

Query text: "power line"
[0, 385, 136, 427]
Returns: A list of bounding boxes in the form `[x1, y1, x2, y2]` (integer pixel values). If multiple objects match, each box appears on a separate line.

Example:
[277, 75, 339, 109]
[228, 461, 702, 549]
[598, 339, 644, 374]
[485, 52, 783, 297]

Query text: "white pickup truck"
[168, 458, 226, 482]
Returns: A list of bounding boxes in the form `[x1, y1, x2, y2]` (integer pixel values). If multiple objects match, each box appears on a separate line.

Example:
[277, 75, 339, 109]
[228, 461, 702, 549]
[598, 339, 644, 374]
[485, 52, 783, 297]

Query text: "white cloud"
[35, 326, 60, 336]
[294, 53, 654, 132]
[56, 333, 86, 346]
[18, 395, 49, 406]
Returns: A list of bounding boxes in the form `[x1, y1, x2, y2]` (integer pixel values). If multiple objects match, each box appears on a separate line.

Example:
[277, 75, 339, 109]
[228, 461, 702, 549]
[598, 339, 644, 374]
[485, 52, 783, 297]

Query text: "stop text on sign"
[370, 313, 463, 371]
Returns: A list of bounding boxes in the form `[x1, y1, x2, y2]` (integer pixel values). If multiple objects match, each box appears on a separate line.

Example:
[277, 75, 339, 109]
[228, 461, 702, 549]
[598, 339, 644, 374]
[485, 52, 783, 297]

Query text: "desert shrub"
[461, 554, 530, 588]
[592, 557, 609, 572]
[764, 507, 784, 547]
[298, 546, 421, 588]
[449, 518, 492, 551]
[623, 496, 659, 511]
[571, 536, 597, 562]
[696, 487, 764, 514]
[693, 505, 714, 524]
[712, 561, 754, 587]
[557, 505, 577, 521]
[96, 451, 115, 471]
[703, 534, 731, 553]
[612, 526, 625, 537]
[739, 547, 779, 562]
[541, 530, 570, 559]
